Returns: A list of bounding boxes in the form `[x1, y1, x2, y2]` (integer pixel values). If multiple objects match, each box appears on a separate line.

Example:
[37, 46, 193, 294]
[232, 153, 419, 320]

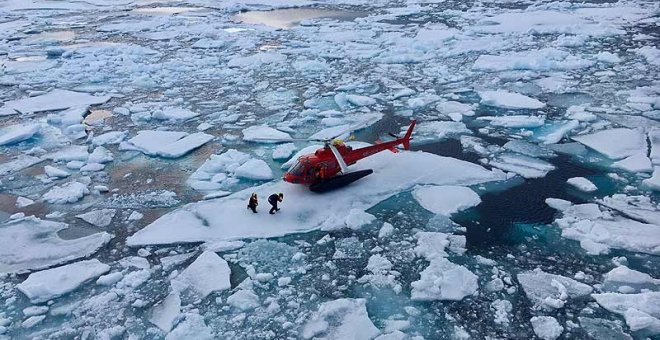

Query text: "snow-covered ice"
[567, 177, 597, 192]
[301, 298, 380, 340]
[517, 269, 593, 309]
[17, 259, 110, 303]
[0, 217, 112, 273]
[171, 251, 231, 298]
[572, 128, 646, 160]
[531, 316, 563, 340]
[479, 90, 545, 110]
[120, 130, 214, 158]
[412, 185, 481, 216]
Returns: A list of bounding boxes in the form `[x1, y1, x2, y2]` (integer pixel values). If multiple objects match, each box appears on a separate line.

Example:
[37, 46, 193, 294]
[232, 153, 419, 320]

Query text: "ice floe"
[572, 128, 646, 160]
[0, 123, 40, 146]
[171, 251, 231, 298]
[42, 181, 89, 204]
[0, 89, 110, 114]
[566, 177, 597, 192]
[119, 130, 214, 158]
[592, 292, 660, 336]
[128, 150, 504, 246]
[412, 185, 481, 216]
[517, 269, 593, 309]
[75, 209, 117, 228]
[0, 216, 111, 274]
[17, 259, 110, 303]
[531, 316, 563, 340]
[301, 298, 380, 340]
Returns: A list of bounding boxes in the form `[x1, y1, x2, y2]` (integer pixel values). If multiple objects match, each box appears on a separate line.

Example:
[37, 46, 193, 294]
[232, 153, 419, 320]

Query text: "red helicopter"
[252, 120, 416, 192]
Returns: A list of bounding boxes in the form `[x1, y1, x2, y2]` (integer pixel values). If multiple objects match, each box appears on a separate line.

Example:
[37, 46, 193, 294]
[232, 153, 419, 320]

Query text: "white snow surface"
[0, 89, 110, 113]
[531, 316, 563, 340]
[479, 90, 545, 109]
[301, 298, 380, 340]
[42, 181, 89, 204]
[242, 125, 292, 142]
[567, 177, 597, 192]
[128, 149, 504, 246]
[0, 123, 40, 145]
[233, 159, 274, 180]
[17, 259, 110, 303]
[572, 128, 646, 160]
[171, 251, 231, 298]
[120, 130, 214, 158]
[149, 292, 181, 333]
[0, 217, 112, 274]
[412, 185, 481, 216]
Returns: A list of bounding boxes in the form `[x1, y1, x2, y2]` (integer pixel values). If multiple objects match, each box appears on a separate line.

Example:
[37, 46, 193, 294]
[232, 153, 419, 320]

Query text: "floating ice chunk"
[88, 146, 113, 164]
[75, 209, 117, 227]
[22, 315, 45, 328]
[149, 292, 181, 332]
[648, 129, 660, 165]
[233, 159, 273, 180]
[202, 240, 245, 253]
[16, 196, 35, 208]
[1, 89, 110, 113]
[572, 128, 646, 160]
[116, 269, 150, 289]
[635, 46, 660, 66]
[411, 257, 478, 301]
[42, 181, 89, 204]
[503, 140, 555, 158]
[346, 94, 376, 106]
[91, 131, 128, 146]
[227, 290, 260, 311]
[473, 48, 593, 72]
[227, 52, 287, 69]
[378, 222, 394, 239]
[479, 90, 545, 109]
[567, 177, 597, 192]
[537, 120, 580, 145]
[0, 217, 111, 274]
[333, 237, 365, 260]
[553, 202, 660, 255]
[412, 121, 471, 143]
[489, 153, 555, 179]
[301, 298, 380, 340]
[96, 272, 123, 286]
[579, 317, 632, 340]
[565, 105, 597, 122]
[23, 306, 48, 317]
[407, 93, 441, 109]
[17, 259, 110, 303]
[413, 185, 480, 216]
[595, 52, 621, 63]
[44, 165, 70, 178]
[343, 209, 376, 230]
[531, 316, 563, 340]
[128, 148, 505, 246]
[242, 125, 292, 143]
[0, 155, 42, 176]
[598, 194, 660, 225]
[517, 269, 592, 309]
[80, 163, 104, 172]
[46, 145, 89, 162]
[492, 299, 513, 325]
[478, 115, 545, 128]
[436, 101, 475, 121]
[165, 313, 214, 340]
[612, 153, 653, 173]
[153, 107, 200, 121]
[603, 266, 660, 293]
[0, 123, 40, 145]
[643, 167, 660, 191]
[171, 251, 230, 298]
[545, 198, 572, 212]
[374, 331, 406, 340]
[592, 292, 660, 335]
[272, 143, 297, 160]
[120, 130, 213, 158]
[160, 252, 195, 272]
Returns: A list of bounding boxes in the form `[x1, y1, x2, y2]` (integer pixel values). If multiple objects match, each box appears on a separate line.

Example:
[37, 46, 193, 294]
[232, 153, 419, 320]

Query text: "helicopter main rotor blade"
[328, 143, 349, 174]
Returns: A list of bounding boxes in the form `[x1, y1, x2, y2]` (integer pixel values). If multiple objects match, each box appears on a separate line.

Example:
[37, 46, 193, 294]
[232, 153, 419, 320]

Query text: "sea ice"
[0, 155, 42, 176]
[602, 266, 659, 293]
[233, 159, 273, 180]
[412, 185, 481, 216]
[531, 316, 563, 340]
[343, 209, 376, 230]
[120, 130, 214, 158]
[75, 209, 117, 228]
[149, 292, 181, 332]
[171, 251, 231, 298]
[517, 269, 593, 309]
[165, 313, 214, 340]
[0, 89, 110, 113]
[612, 153, 653, 173]
[479, 90, 545, 109]
[17, 259, 110, 303]
[0, 123, 40, 146]
[572, 128, 646, 159]
[301, 298, 380, 340]
[128, 149, 505, 246]
[477, 115, 545, 128]
[567, 177, 597, 192]
[242, 125, 292, 143]
[592, 292, 660, 335]
[272, 143, 297, 160]
[0, 216, 112, 274]
[488, 153, 556, 179]
[227, 290, 260, 311]
[42, 181, 89, 204]
[44, 165, 69, 178]
[411, 257, 478, 301]
[152, 107, 200, 121]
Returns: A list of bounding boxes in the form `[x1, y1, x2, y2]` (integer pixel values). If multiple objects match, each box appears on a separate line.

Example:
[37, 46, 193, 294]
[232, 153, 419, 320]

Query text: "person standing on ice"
[268, 193, 283, 214]
[247, 193, 258, 213]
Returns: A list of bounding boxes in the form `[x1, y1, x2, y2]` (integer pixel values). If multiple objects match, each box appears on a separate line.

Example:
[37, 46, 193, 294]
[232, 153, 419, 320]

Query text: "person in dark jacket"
[247, 193, 258, 213]
[268, 193, 283, 214]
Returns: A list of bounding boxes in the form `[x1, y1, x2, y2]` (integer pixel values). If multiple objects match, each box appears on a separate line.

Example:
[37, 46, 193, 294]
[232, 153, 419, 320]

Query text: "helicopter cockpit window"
[288, 161, 304, 176]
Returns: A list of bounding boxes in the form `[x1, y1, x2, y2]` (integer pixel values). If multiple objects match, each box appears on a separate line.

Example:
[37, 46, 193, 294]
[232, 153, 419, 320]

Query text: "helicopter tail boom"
[401, 119, 416, 150]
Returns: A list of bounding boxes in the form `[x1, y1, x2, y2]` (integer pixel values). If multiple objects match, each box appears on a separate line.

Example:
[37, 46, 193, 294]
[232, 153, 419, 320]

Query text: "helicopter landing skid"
[309, 169, 374, 193]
